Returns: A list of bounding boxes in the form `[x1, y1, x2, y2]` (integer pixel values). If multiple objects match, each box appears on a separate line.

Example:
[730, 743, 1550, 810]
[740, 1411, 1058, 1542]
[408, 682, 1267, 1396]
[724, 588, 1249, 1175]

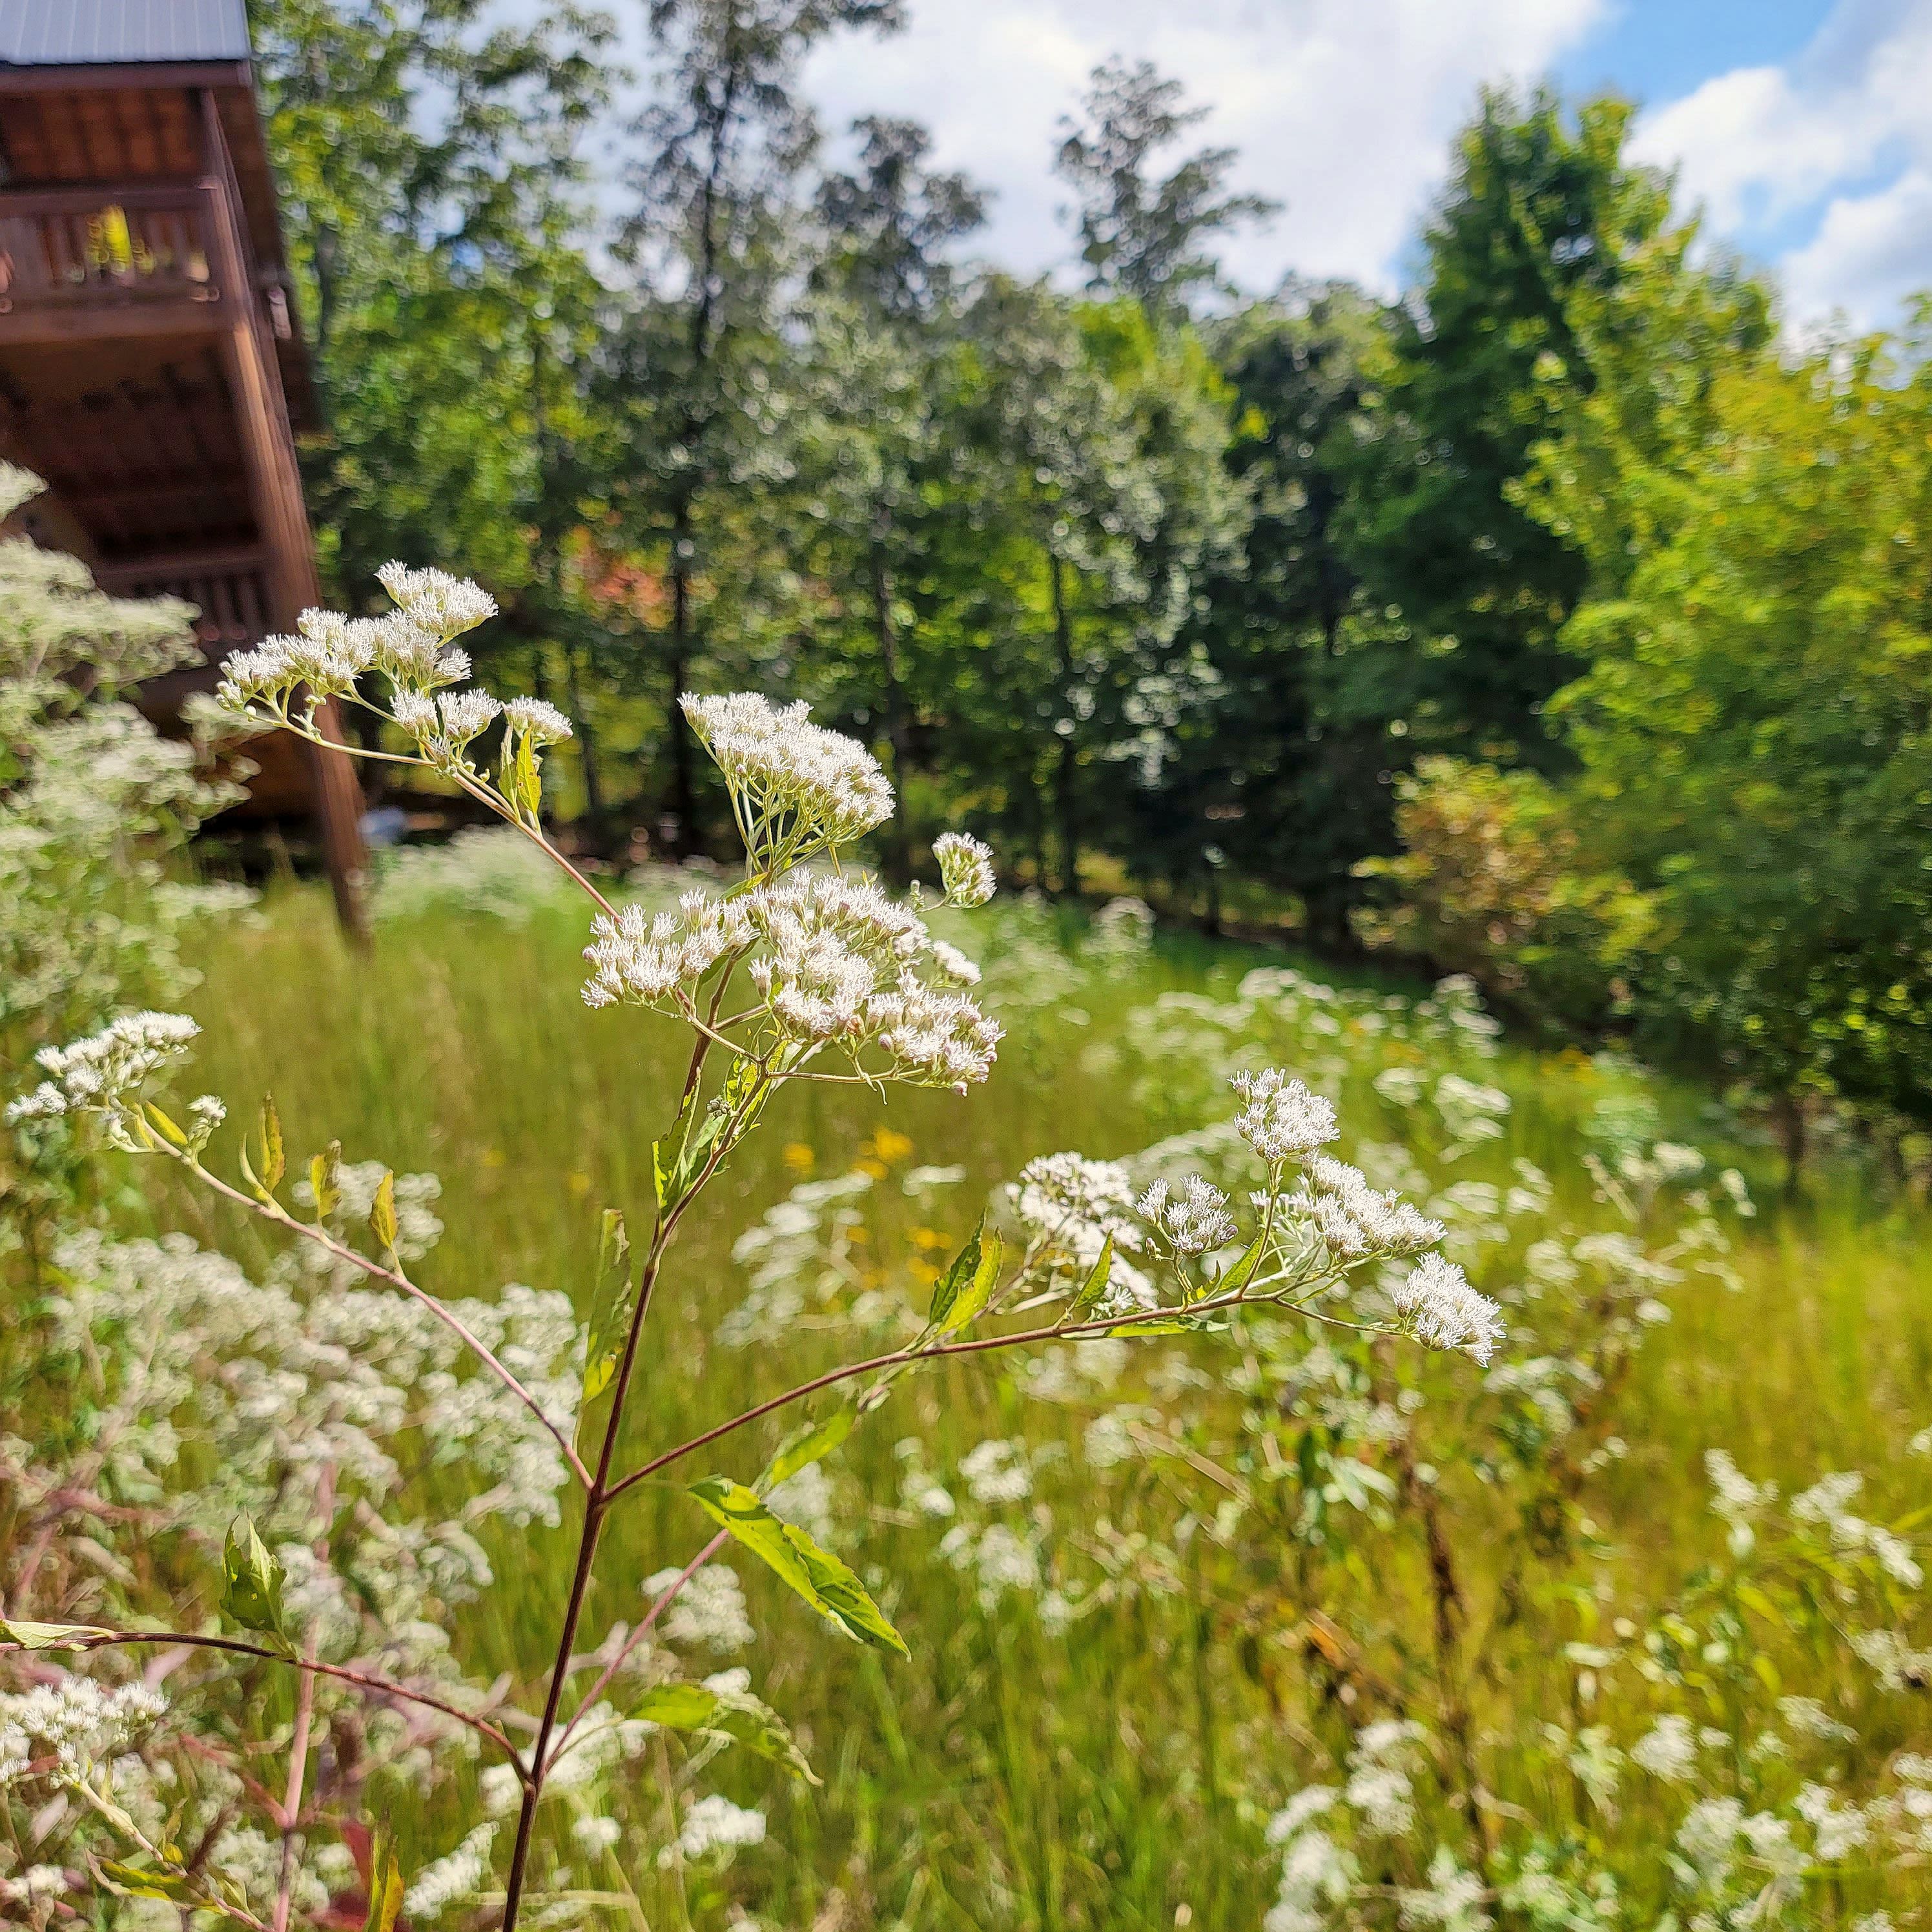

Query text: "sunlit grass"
[160, 886, 1932, 1928]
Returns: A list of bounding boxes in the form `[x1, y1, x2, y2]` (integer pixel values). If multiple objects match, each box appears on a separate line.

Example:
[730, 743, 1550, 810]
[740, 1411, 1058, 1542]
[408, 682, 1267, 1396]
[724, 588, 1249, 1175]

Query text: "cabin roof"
[0, 0, 252, 67]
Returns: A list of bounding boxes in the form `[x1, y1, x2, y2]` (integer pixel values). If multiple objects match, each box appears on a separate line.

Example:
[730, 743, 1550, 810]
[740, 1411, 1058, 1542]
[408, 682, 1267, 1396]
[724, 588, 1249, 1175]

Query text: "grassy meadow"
[147, 871, 1932, 1930]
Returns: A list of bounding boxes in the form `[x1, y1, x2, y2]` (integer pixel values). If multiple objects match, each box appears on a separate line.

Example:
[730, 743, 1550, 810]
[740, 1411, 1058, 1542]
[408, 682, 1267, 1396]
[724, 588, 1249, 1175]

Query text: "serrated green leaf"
[258, 1094, 285, 1194]
[927, 1213, 985, 1330]
[144, 1102, 189, 1149]
[581, 1208, 633, 1406]
[369, 1170, 398, 1256]
[1069, 1234, 1115, 1319]
[221, 1514, 289, 1643]
[759, 1409, 854, 1493]
[651, 1090, 697, 1215]
[363, 1825, 405, 1932]
[935, 1226, 1002, 1338]
[311, 1141, 342, 1223]
[688, 1476, 906, 1657]
[0, 1616, 112, 1650]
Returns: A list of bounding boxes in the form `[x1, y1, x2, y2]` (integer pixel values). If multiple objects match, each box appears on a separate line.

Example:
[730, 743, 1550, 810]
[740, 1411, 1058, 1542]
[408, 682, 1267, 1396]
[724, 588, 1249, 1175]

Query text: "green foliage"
[1552, 324, 1932, 1124]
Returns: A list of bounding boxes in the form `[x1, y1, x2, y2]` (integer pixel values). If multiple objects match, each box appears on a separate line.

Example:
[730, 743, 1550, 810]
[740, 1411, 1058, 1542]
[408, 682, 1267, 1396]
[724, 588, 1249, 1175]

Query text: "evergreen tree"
[1054, 57, 1277, 318]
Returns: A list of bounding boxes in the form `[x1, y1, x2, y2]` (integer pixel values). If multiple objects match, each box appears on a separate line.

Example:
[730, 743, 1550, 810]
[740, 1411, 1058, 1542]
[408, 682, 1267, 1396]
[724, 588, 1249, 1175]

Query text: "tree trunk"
[563, 643, 606, 845]
[1774, 1092, 1808, 1194]
[868, 536, 913, 885]
[1049, 550, 1080, 899]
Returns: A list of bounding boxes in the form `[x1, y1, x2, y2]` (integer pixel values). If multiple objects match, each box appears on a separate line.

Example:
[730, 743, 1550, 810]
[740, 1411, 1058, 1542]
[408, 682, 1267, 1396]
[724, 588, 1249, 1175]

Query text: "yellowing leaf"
[0, 1617, 112, 1650]
[369, 1170, 399, 1256]
[689, 1475, 907, 1658]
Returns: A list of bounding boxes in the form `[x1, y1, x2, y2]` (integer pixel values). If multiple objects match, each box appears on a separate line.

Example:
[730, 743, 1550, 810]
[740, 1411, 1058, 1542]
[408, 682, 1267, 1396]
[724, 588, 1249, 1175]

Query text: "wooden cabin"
[0, 0, 365, 929]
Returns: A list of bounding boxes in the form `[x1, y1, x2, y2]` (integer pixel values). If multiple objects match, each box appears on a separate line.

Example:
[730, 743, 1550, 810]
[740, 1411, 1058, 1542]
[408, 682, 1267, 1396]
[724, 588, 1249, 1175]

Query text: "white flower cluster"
[646, 1563, 755, 1654]
[0, 1678, 167, 1790]
[1296, 1155, 1446, 1260]
[6, 1010, 200, 1131]
[404, 1822, 497, 1920]
[683, 692, 892, 866]
[1230, 1069, 1339, 1163]
[1136, 1176, 1237, 1256]
[676, 1792, 768, 1860]
[585, 870, 1003, 1090]
[1386, 1253, 1506, 1364]
[931, 832, 996, 909]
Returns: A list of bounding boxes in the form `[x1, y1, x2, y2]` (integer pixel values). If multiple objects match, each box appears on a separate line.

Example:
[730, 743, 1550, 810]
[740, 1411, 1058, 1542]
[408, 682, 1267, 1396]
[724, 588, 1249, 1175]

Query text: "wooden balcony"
[0, 183, 235, 344]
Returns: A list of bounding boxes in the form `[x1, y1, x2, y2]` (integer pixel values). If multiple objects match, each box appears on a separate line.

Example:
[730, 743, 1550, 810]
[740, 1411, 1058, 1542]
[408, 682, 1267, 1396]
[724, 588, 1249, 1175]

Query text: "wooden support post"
[200, 90, 369, 941]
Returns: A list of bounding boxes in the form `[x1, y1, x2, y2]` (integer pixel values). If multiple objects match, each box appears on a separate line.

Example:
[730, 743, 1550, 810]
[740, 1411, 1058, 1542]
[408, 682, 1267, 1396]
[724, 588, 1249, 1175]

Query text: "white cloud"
[797, 0, 1609, 294]
[1630, 0, 1932, 328]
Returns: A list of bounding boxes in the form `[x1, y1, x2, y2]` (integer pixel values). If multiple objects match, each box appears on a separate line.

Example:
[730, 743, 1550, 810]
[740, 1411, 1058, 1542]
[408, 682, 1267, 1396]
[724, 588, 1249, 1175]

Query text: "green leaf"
[144, 1102, 189, 1149]
[1199, 1228, 1267, 1304]
[258, 1094, 285, 1195]
[1069, 1234, 1115, 1319]
[633, 1681, 820, 1785]
[663, 1056, 768, 1209]
[98, 1860, 198, 1905]
[688, 1475, 907, 1657]
[927, 1213, 985, 1330]
[1112, 1313, 1219, 1335]
[581, 1208, 633, 1406]
[310, 1141, 342, 1223]
[935, 1226, 1002, 1338]
[511, 731, 542, 821]
[652, 1091, 697, 1215]
[369, 1170, 399, 1256]
[759, 1409, 854, 1493]
[363, 1825, 406, 1932]
[221, 1514, 289, 1644]
[782, 1525, 909, 1656]
[0, 1616, 112, 1650]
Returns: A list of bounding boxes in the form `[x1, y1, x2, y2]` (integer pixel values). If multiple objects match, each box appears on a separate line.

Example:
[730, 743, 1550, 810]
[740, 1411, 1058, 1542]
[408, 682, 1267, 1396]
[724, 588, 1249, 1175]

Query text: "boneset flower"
[1230, 1068, 1339, 1162]
[932, 832, 996, 907]
[1386, 1253, 1505, 1363]
[6, 1011, 200, 1122]
[1138, 1176, 1238, 1255]
[683, 692, 893, 863]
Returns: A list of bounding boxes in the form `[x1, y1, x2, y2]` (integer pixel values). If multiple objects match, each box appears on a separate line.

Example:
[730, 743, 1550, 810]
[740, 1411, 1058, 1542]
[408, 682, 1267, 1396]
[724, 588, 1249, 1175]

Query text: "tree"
[1144, 281, 1401, 941]
[1552, 323, 1932, 1156]
[1054, 57, 1277, 319]
[599, 0, 905, 851]
[1339, 88, 1669, 772]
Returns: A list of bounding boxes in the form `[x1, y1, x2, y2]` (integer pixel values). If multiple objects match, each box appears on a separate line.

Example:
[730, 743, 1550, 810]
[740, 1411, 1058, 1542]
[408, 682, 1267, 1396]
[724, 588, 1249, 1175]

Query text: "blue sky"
[588, 0, 1932, 329]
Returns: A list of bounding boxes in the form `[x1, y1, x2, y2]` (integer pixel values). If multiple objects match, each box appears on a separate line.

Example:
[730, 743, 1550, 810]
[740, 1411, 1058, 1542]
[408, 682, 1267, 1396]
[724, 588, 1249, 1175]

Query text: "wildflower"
[1386, 1254, 1505, 1364]
[1138, 1176, 1237, 1255]
[501, 696, 574, 744]
[479, 1763, 524, 1815]
[648, 1564, 755, 1654]
[960, 1438, 1033, 1505]
[1230, 1068, 1339, 1162]
[676, 1793, 766, 1860]
[932, 831, 996, 907]
[683, 692, 892, 863]
[1297, 1156, 1444, 1260]
[404, 1822, 497, 1920]
[930, 939, 981, 985]
[1629, 1714, 1697, 1782]
[6, 1010, 200, 1124]
[572, 1815, 623, 1857]
[1705, 1448, 1775, 1556]
[376, 562, 499, 636]
[0, 1678, 167, 1787]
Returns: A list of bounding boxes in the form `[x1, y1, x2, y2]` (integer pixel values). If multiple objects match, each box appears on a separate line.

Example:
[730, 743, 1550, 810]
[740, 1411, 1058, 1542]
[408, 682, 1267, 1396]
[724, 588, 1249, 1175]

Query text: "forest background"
[254, 0, 1932, 1162]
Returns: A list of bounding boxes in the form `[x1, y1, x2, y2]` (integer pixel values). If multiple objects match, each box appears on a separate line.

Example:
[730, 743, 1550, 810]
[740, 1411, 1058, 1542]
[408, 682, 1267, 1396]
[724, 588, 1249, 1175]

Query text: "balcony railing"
[0, 183, 223, 319]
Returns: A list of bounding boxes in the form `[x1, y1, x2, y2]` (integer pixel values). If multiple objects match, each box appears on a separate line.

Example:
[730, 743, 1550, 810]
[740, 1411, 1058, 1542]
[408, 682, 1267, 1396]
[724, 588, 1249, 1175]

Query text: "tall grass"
[159, 886, 1932, 1928]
